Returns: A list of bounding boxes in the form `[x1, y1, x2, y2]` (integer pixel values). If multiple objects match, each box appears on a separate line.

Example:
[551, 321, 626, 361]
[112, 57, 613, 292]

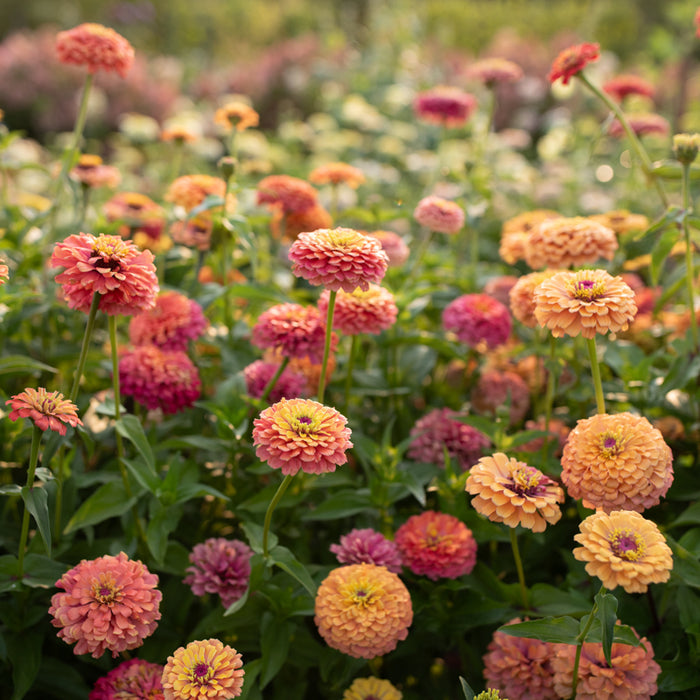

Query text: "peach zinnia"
[214, 100, 259, 132]
[343, 676, 402, 700]
[466, 453, 564, 532]
[314, 563, 412, 659]
[252, 398, 352, 475]
[534, 269, 637, 339]
[56, 23, 134, 78]
[318, 285, 398, 335]
[310, 162, 366, 188]
[509, 270, 561, 328]
[7, 387, 82, 436]
[547, 42, 600, 84]
[413, 195, 465, 234]
[165, 174, 228, 212]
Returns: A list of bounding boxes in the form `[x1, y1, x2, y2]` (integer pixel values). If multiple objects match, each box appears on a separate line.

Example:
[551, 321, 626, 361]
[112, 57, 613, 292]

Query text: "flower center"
[346, 580, 379, 607]
[570, 278, 606, 302]
[425, 524, 444, 547]
[92, 237, 129, 271]
[292, 413, 317, 434]
[191, 662, 213, 684]
[599, 429, 626, 458]
[328, 230, 361, 248]
[610, 528, 645, 561]
[509, 465, 544, 496]
[92, 575, 119, 604]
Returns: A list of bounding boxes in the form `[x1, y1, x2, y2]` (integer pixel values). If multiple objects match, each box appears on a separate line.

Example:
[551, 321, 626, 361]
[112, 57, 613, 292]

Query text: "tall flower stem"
[681, 162, 698, 353]
[402, 228, 433, 291]
[586, 337, 606, 415]
[317, 289, 337, 403]
[259, 356, 290, 405]
[17, 425, 42, 581]
[509, 527, 529, 610]
[540, 334, 558, 464]
[571, 586, 606, 699]
[343, 334, 359, 414]
[262, 473, 295, 558]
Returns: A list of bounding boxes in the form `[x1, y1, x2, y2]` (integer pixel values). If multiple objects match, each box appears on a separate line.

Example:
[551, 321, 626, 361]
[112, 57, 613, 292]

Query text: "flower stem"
[317, 289, 337, 403]
[681, 162, 698, 353]
[260, 356, 290, 404]
[586, 336, 605, 415]
[69, 292, 101, 403]
[262, 473, 295, 558]
[17, 425, 42, 581]
[571, 586, 605, 699]
[509, 527, 528, 610]
[343, 334, 359, 414]
[540, 334, 558, 464]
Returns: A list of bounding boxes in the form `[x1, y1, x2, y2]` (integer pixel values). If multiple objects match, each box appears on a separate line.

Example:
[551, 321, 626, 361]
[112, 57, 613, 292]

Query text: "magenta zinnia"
[89, 658, 165, 700]
[330, 528, 403, 573]
[443, 293, 512, 350]
[413, 86, 477, 127]
[243, 360, 307, 402]
[6, 387, 82, 436]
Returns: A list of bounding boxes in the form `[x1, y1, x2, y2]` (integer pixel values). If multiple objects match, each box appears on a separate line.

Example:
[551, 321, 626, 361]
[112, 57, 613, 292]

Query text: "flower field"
[2, 6, 700, 700]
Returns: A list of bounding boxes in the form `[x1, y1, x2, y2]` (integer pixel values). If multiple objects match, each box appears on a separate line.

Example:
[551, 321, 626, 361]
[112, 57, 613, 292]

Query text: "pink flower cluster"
[330, 528, 403, 573]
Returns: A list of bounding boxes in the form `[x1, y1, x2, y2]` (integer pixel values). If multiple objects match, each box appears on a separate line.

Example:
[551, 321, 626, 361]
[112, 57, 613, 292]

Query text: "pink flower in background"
[443, 293, 512, 349]
[103, 192, 166, 242]
[56, 23, 134, 78]
[256, 174, 318, 214]
[184, 538, 253, 609]
[0, 256, 8, 284]
[471, 369, 531, 425]
[608, 113, 670, 139]
[465, 57, 523, 85]
[70, 154, 122, 189]
[330, 528, 403, 573]
[368, 230, 410, 267]
[6, 387, 82, 435]
[89, 658, 164, 700]
[49, 552, 162, 658]
[318, 285, 398, 335]
[413, 86, 477, 127]
[243, 359, 307, 402]
[603, 74, 655, 102]
[547, 42, 599, 84]
[413, 195, 465, 234]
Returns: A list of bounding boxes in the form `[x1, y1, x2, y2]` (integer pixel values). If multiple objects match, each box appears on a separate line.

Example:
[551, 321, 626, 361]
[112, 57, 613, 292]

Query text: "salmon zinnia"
[7, 387, 82, 436]
[89, 658, 164, 700]
[318, 285, 398, 335]
[56, 23, 134, 78]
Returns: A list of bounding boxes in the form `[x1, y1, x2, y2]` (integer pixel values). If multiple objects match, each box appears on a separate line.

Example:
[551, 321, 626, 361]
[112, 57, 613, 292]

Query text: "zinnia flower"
[465, 57, 523, 85]
[183, 538, 253, 609]
[551, 626, 661, 699]
[466, 453, 564, 533]
[394, 510, 477, 580]
[214, 100, 259, 132]
[443, 293, 512, 349]
[413, 195, 465, 234]
[310, 162, 366, 188]
[70, 154, 121, 189]
[413, 86, 477, 127]
[314, 563, 412, 659]
[119, 345, 201, 414]
[90, 658, 164, 700]
[408, 407, 490, 471]
[588, 210, 649, 235]
[608, 113, 670, 139]
[343, 676, 402, 700]
[49, 552, 162, 658]
[104, 192, 166, 242]
[482, 618, 559, 700]
[161, 124, 198, 143]
[256, 174, 318, 214]
[165, 174, 228, 212]
[170, 214, 213, 251]
[474, 692, 508, 700]
[602, 74, 655, 102]
[6, 387, 82, 436]
[509, 270, 561, 328]
[471, 370, 531, 425]
[252, 398, 352, 475]
[318, 285, 398, 335]
[243, 359, 307, 402]
[271, 202, 333, 242]
[368, 230, 410, 267]
[330, 528, 403, 574]
[561, 410, 673, 512]
[161, 639, 244, 700]
[129, 291, 208, 351]
[534, 269, 637, 339]
[0, 256, 8, 284]
[289, 227, 388, 293]
[484, 275, 519, 309]
[547, 42, 600, 84]
[51, 232, 159, 316]
[499, 210, 560, 265]
[56, 23, 134, 78]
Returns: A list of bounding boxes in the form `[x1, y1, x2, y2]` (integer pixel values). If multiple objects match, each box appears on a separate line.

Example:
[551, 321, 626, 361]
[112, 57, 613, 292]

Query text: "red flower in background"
[56, 23, 134, 78]
[548, 42, 599, 84]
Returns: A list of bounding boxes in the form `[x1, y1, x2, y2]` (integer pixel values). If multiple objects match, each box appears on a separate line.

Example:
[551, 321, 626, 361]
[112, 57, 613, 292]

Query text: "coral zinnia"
[394, 510, 477, 580]
[243, 359, 307, 402]
[56, 23, 134, 78]
[318, 285, 398, 335]
[161, 639, 244, 700]
[6, 387, 82, 436]
[310, 162, 366, 188]
[368, 230, 410, 267]
[51, 232, 158, 316]
[330, 528, 403, 574]
[90, 658, 165, 700]
[343, 676, 403, 700]
[547, 42, 600, 85]
[413, 86, 477, 128]
[602, 74, 655, 102]
[560, 412, 673, 512]
[214, 100, 259, 132]
[165, 174, 228, 212]
[256, 174, 318, 214]
[443, 293, 512, 349]
[252, 398, 352, 475]
[314, 563, 413, 659]
[466, 453, 564, 533]
[119, 345, 201, 414]
[470, 369, 531, 426]
[104, 192, 166, 242]
[288, 227, 388, 293]
[534, 269, 637, 340]
[465, 57, 523, 86]
[183, 538, 253, 609]
[49, 552, 162, 658]
[271, 202, 333, 242]
[509, 270, 561, 328]
[572, 510, 673, 594]
[70, 154, 121, 189]
[608, 113, 670, 139]
[413, 195, 465, 234]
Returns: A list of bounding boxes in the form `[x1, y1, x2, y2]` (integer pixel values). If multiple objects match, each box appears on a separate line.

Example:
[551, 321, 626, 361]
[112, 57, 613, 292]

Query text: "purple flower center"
[194, 663, 209, 678]
[610, 528, 645, 561]
[298, 416, 312, 424]
[99, 586, 112, 597]
[603, 437, 617, 449]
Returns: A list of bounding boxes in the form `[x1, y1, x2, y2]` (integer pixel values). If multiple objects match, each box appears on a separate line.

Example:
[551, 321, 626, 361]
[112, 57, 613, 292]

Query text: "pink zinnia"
[548, 42, 600, 85]
[256, 174, 318, 214]
[56, 23, 134, 78]
[252, 398, 352, 476]
[471, 369, 531, 426]
[608, 113, 670, 139]
[395, 510, 477, 580]
[129, 291, 208, 351]
[183, 538, 253, 609]
[103, 192, 166, 242]
[413, 86, 477, 127]
[6, 387, 82, 436]
[49, 552, 162, 658]
[51, 232, 158, 316]
[602, 74, 655, 102]
[442, 293, 512, 349]
[330, 528, 403, 573]
[119, 345, 201, 414]
[318, 285, 398, 335]
[368, 230, 410, 267]
[243, 359, 307, 402]
[413, 195, 465, 234]
[0, 256, 8, 284]
[408, 407, 490, 471]
[90, 658, 165, 700]
[288, 227, 388, 293]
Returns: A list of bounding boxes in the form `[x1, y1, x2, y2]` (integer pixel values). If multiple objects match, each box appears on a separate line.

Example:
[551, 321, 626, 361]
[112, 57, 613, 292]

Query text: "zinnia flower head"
[602, 74, 655, 102]
[509, 270, 561, 328]
[170, 214, 213, 251]
[588, 210, 649, 235]
[443, 293, 512, 350]
[70, 154, 122, 189]
[214, 100, 259, 132]
[51, 232, 159, 316]
[367, 230, 410, 267]
[119, 345, 201, 414]
[162, 639, 244, 700]
[318, 285, 398, 335]
[413, 195, 465, 234]
[394, 510, 477, 580]
[56, 23, 134, 78]
[0, 256, 8, 284]
[288, 227, 388, 292]
[342, 676, 402, 700]
[534, 269, 637, 340]
[484, 275, 519, 309]
[256, 174, 318, 214]
[561, 411, 673, 512]
[608, 114, 670, 139]
[129, 291, 208, 351]
[243, 359, 307, 402]
[314, 563, 412, 659]
[551, 625, 661, 699]
[330, 528, 403, 574]
[474, 692, 508, 700]
[547, 42, 600, 84]
[271, 202, 333, 242]
[165, 174, 228, 212]
[183, 538, 253, 609]
[482, 618, 558, 700]
[525, 217, 617, 270]
[252, 398, 352, 476]
[466, 453, 564, 533]
[413, 86, 477, 127]
[104, 192, 166, 242]
[471, 370, 531, 425]
[161, 124, 199, 143]
[408, 407, 490, 471]
[499, 210, 560, 265]
[49, 552, 162, 658]
[309, 162, 366, 188]
[6, 387, 82, 436]
[465, 57, 523, 85]
[89, 658, 164, 700]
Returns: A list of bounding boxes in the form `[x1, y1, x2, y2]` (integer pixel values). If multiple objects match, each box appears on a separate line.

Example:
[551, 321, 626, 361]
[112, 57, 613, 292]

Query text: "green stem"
[509, 527, 528, 610]
[262, 473, 295, 558]
[317, 289, 337, 403]
[343, 334, 359, 414]
[571, 587, 605, 699]
[681, 162, 698, 353]
[69, 292, 101, 403]
[260, 356, 290, 404]
[586, 336, 606, 415]
[540, 334, 558, 464]
[403, 227, 433, 291]
[17, 425, 42, 580]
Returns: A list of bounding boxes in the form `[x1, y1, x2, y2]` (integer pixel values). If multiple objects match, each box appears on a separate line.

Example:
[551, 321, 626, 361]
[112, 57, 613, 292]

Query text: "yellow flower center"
[510, 465, 543, 496]
[610, 528, 645, 561]
[327, 230, 362, 248]
[425, 523, 445, 547]
[343, 579, 382, 607]
[291, 413, 317, 435]
[599, 429, 627, 458]
[92, 237, 130, 268]
[92, 574, 119, 604]
[568, 278, 606, 302]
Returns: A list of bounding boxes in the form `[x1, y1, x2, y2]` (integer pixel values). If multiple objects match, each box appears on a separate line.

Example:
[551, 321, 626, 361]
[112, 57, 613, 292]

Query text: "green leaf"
[115, 416, 157, 483]
[146, 501, 182, 564]
[650, 226, 680, 286]
[459, 677, 475, 700]
[173, 481, 228, 505]
[64, 480, 139, 533]
[259, 612, 291, 689]
[0, 484, 22, 495]
[224, 585, 250, 617]
[21, 485, 51, 556]
[122, 457, 160, 494]
[300, 489, 372, 521]
[529, 584, 592, 616]
[8, 629, 42, 700]
[269, 545, 317, 597]
[22, 554, 68, 588]
[669, 537, 700, 588]
[241, 520, 277, 554]
[594, 590, 618, 666]
[0, 355, 57, 376]
[498, 616, 581, 644]
[669, 501, 700, 528]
